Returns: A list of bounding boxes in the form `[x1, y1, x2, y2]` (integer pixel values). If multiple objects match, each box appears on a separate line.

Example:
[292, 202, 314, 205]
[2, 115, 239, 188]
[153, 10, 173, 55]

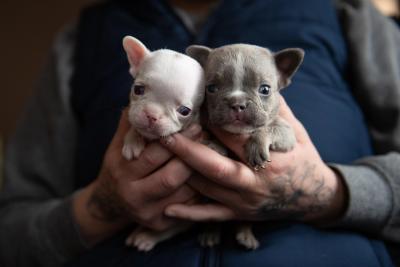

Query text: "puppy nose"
[146, 114, 158, 122]
[230, 103, 247, 112]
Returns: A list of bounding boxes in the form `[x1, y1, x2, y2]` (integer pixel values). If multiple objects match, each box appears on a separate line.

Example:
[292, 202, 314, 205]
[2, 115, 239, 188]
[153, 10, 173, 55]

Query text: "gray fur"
[187, 43, 304, 250]
[187, 43, 304, 168]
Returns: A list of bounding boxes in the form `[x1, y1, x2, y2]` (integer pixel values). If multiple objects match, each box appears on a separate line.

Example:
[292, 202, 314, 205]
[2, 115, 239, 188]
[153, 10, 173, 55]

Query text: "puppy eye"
[133, 85, 145, 95]
[206, 84, 218, 93]
[258, 84, 271, 96]
[177, 106, 191, 116]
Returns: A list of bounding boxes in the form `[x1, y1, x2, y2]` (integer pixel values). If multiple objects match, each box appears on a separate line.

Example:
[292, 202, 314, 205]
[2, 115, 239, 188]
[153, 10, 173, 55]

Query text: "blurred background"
[0, 0, 92, 143]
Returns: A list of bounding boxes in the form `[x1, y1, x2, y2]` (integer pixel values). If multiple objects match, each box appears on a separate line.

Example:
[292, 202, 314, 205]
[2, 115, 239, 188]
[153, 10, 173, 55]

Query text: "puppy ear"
[186, 45, 212, 67]
[123, 36, 150, 77]
[274, 48, 304, 89]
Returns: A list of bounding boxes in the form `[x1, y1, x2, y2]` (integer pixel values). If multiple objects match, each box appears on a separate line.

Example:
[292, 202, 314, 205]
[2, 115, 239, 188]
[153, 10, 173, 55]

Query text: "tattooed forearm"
[260, 161, 334, 221]
[87, 179, 128, 222]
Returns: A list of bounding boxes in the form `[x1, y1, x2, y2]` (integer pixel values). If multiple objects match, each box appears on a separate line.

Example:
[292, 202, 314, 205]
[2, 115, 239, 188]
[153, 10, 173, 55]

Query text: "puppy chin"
[136, 124, 181, 140]
[136, 129, 160, 140]
[222, 123, 257, 134]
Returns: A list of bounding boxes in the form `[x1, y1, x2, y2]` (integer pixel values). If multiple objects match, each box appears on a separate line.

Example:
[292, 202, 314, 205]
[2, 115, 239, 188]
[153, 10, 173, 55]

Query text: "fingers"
[188, 175, 244, 204]
[278, 96, 310, 144]
[139, 158, 193, 199]
[124, 124, 203, 178]
[165, 203, 236, 221]
[160, 134, 254, 190]
[125, 142, 175, 178]
[144, 185, 198, 231]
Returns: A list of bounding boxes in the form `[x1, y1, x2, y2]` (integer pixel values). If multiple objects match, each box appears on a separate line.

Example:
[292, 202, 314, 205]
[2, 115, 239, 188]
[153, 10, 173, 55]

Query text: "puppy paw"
[125, 228, 159, 252]
[122, 128, 145, 160]
[270, 118, 296, 152]
[245, 140, 270, 169]
[122, 142, 143, 160]
[198, 228, 221, 247]
[271, 137, 295, 152]
[236, 225, 259, 250]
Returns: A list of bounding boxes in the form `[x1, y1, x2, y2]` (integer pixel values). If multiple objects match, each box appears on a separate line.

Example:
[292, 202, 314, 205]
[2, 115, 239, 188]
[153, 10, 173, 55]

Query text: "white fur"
[127, 50, 204, 140]
[227, 89, 246, 99]
[121, 36, 205, 251]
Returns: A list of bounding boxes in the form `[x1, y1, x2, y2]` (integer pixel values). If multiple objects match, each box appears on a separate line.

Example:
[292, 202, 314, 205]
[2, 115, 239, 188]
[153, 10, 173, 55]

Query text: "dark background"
[0, 0, 92, 141]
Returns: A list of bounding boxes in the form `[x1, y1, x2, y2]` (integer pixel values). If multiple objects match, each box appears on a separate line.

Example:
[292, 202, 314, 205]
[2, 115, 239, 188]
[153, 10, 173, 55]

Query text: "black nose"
[230, 103, 247, 112]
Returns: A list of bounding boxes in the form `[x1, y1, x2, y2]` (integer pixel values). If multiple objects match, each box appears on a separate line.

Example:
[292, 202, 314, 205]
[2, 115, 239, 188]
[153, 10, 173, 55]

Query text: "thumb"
[278, 96, 310, 144]
[110, 108, 131, 148]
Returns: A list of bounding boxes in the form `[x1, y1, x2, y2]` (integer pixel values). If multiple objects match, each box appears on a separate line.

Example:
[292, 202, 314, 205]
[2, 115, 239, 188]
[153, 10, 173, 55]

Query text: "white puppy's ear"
[123, 36, 150, 77]
[186, 45, 211, 67]
[274, 48, 304, 89]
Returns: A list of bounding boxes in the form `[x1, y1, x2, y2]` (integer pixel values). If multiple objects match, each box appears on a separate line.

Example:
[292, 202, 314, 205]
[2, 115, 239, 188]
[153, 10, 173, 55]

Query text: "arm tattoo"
[87, 179, 128, 222]
[260, 160, 334, 221]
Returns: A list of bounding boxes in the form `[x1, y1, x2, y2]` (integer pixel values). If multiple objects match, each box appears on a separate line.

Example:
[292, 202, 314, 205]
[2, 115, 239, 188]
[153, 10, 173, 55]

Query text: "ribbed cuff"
[328, 164, 392, 232]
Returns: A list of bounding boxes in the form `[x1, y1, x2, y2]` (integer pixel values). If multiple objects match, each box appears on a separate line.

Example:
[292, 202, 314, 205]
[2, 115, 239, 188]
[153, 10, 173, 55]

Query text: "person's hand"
[161, 97, 347, 224]
[73, 109, 202, 246]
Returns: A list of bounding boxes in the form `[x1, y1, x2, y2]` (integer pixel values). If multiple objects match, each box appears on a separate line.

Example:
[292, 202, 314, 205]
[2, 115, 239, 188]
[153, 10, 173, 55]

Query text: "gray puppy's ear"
[274, 48, 305, 89]
[186, 45, 212, 67]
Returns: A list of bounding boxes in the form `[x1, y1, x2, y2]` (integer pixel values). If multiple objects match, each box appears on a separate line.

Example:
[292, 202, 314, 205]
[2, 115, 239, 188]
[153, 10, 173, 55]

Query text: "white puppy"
[121, 36, 204, 251]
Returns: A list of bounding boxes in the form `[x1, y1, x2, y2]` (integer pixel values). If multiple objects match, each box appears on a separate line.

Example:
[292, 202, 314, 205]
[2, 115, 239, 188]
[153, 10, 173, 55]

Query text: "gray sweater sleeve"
[0, 24, 88, 267]
[330, 0, 400, 243]
[331, 153, 400, 242]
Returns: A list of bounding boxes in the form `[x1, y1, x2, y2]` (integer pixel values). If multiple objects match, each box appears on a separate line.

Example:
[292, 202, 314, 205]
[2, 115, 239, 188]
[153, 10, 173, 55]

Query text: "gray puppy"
[186, 43, 304, 249]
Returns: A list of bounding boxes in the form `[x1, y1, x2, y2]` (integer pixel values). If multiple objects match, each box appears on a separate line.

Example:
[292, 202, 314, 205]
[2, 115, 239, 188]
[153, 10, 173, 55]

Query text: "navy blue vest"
[69, 0, 393, 266]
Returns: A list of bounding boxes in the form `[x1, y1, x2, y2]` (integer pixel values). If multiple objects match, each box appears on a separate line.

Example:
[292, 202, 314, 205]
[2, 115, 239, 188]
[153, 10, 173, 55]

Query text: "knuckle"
[160, 174, 179, 191]
[141, 150, 158, 167]
[214, 163, 228, 180]
[236, 165, 251, 183]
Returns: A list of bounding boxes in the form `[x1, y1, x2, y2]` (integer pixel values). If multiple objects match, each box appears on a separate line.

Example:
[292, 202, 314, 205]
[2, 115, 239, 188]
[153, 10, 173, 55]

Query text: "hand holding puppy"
[72, 109, 202, 246]
[162, 97, 347, 224]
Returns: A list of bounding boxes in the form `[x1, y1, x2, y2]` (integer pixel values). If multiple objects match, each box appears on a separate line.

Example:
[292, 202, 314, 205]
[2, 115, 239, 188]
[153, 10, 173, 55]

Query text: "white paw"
[236, 229, 259, 250]
[122, 142, 143, 160]
[198, 230, 221, 247]
[125, 230, 158, 252]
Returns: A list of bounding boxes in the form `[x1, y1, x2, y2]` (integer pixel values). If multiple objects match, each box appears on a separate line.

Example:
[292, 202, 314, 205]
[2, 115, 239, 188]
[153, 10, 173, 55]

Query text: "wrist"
[72, 181, 129, 247]
[306, 166, 348, 223]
